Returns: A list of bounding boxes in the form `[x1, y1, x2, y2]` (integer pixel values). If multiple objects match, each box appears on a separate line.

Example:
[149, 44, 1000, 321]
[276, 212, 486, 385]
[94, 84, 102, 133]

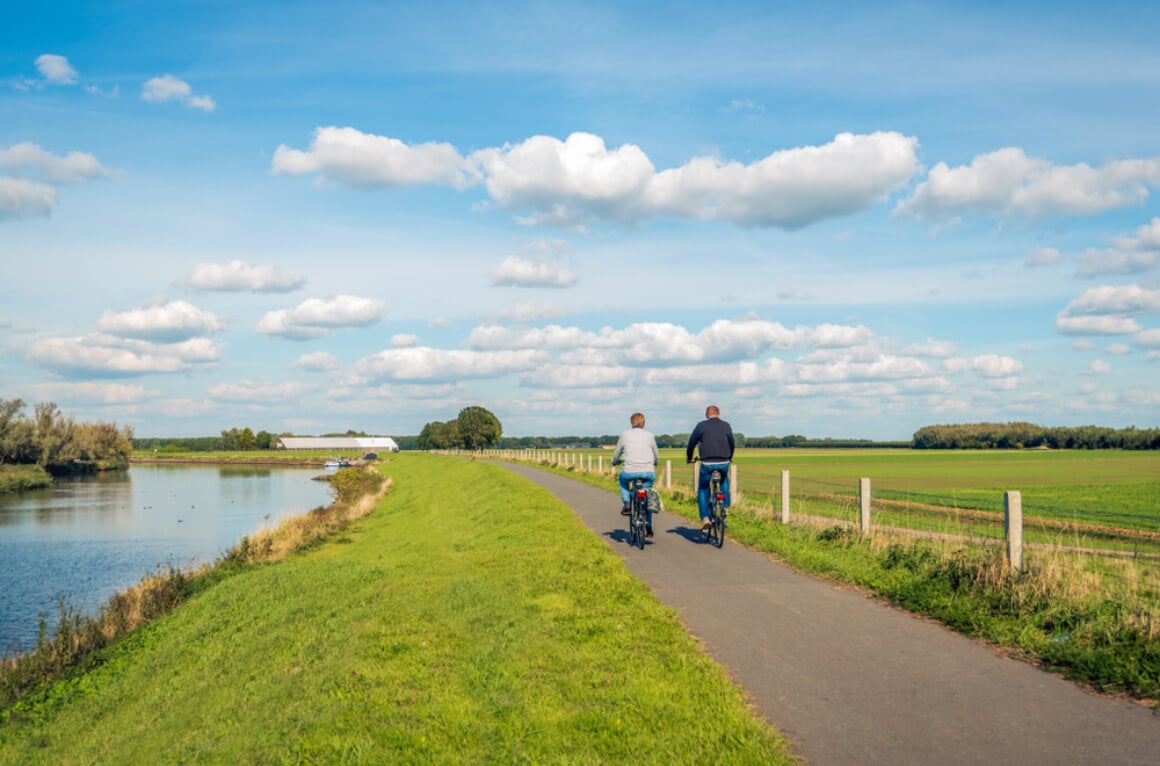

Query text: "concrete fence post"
[665, 459, 672, 489]
[730, 464, 740, 504]
[859, 477, 871, 532]
[1005, 491, 1023, 574]
[780, 470, 790, 523]
[598, 456, 603, 474]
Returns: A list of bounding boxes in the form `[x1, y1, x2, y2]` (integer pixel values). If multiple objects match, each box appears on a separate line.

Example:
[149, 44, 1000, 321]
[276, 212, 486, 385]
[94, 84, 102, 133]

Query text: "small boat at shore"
[324, 457, 351, 469]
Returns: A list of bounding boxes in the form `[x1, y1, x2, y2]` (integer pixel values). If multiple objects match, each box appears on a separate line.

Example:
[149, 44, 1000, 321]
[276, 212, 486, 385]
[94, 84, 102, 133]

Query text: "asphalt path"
[499, 463, 1160, 765]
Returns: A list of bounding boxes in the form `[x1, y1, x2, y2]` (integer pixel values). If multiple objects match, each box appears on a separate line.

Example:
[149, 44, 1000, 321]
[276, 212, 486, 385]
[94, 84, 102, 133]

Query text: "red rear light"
[636, 490, 648, 498]
[715, 493, 725, 500]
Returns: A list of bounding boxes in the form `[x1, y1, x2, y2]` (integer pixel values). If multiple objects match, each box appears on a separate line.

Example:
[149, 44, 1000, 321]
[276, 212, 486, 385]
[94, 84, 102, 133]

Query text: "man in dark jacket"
[685, 405, 735, 531]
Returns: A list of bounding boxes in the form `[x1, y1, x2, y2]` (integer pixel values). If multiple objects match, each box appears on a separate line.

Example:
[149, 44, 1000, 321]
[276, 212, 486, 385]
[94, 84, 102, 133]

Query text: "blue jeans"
[697, 462, 730, 521]
[619, 471, 655, 527]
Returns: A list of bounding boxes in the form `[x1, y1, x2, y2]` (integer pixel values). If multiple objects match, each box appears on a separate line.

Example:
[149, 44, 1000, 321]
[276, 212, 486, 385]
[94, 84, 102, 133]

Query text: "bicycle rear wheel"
[712, 501, 725, 548]
[628, 501, 644, 549]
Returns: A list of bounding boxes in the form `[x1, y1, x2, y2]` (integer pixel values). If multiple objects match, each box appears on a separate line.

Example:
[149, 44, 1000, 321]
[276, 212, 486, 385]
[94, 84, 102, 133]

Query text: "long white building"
[277, 436, 400, 452]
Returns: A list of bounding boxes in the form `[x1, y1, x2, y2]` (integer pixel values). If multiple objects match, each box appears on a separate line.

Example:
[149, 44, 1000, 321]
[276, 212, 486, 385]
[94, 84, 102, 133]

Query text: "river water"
[0, 464, 335, 653]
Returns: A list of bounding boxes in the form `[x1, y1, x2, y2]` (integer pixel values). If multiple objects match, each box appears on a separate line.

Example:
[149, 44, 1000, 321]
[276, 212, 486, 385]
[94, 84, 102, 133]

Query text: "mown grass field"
[728, 448, 1159, 523]
[0, 455, 792, 764]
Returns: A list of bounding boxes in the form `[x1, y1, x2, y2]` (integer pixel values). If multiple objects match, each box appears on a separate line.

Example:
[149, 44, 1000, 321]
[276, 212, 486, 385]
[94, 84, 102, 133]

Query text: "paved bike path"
[499, 463, 1160, 765]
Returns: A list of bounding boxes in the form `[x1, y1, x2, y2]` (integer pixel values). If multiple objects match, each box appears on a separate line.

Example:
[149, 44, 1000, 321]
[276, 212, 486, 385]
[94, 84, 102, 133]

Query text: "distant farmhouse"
[277, 436, 400, 452]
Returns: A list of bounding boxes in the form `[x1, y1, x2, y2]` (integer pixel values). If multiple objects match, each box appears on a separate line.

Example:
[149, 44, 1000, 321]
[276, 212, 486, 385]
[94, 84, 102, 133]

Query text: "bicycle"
[627, 477, 650, 549]
[692, 457, 727, 548]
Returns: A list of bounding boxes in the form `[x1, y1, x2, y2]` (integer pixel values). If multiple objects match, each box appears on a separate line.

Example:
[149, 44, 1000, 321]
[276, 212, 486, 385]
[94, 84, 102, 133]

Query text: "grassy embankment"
[0, 466, 52, 495]
[514, 449, 1160, 702]
[0, 455, 792, 764]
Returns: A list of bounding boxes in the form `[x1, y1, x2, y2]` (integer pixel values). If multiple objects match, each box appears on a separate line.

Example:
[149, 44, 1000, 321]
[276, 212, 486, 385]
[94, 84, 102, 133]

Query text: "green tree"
[76, 421, 134, 467]
[0, 398, 32, 465]
[34, 402, 78, 470]
[417, 420, 460, 450]
[456, 406, 502, 450]
[218, 428, 241, 451]
[239, 427, 257, 450]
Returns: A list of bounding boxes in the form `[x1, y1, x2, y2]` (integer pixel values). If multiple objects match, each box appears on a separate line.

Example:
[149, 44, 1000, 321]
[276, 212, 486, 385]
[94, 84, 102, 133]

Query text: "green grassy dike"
[0, 455, 793, 765]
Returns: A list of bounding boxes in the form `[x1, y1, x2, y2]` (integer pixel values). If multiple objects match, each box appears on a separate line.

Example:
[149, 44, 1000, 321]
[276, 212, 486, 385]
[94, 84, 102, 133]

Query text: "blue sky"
[2, 1, 1159, 440]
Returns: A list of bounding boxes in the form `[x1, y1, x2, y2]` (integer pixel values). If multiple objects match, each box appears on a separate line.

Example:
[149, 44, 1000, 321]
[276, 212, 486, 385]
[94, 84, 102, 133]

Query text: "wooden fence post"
[1005, 491, 1023, 574]
[780, 470, 790, 523]
[859, 477, 871, 532]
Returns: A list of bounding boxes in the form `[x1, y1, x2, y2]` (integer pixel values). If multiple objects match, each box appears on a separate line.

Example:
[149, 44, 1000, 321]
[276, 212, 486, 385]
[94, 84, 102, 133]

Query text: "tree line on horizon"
[912, 422, 1160, 450]
[130, 419, 1159, 453]
[0, 399, 134, 473]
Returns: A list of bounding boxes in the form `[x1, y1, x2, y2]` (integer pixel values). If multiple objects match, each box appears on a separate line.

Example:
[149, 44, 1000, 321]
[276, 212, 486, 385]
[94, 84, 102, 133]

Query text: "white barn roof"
[278, 437, 399, 451]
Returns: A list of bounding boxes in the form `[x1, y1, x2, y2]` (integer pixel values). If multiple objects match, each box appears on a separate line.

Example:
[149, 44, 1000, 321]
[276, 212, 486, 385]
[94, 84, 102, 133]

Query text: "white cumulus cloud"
[0, 142, 110, 183]
[35, 54, 78, 85]
[257, 295, 386, 339]
[1060, 285, 1160, 316]
[0, 177, 56, 221]
[292, 351, 340, 372]
[1055, 284, 1160, 336]
[902, 338, 959, 358]
[272, 129, 919, 230]
[1057, 315, 1143, 335]
[942, 354, 1024, 378]
[25, 334, 222, 378]
[141, 75, 216, 111]
[1025, 247, 1061, 267]
[0, 143, 111, 222]
[185, 260, 306, 292]
[491, 254, 578, 287]
[1077, 218, 1160, 277]
[476, 131, 919, 229]
[271, 126, 480, 189]
[898, 148, 1160, 221]
[346, 347, 546, 384]
[1135, 328, 1160, 349]
[97, 299, 226, 342]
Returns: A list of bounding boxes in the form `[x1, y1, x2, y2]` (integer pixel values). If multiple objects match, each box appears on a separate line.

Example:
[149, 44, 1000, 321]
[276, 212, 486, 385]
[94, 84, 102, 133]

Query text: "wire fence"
[466, 448, 1160, 600]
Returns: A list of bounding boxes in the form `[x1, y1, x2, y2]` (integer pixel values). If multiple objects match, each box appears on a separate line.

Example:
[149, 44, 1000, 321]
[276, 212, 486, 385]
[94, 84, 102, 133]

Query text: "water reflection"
[0, 465, 333, 653]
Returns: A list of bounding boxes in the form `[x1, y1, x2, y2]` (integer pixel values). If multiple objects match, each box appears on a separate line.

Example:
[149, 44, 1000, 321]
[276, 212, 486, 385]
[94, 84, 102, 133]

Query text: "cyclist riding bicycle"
[686, 405, 735, 532]
[611, 412, 659, 538]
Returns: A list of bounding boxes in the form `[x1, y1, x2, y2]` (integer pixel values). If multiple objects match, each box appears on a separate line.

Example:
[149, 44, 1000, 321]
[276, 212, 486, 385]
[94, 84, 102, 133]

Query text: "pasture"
[508, 447, 1160, 553]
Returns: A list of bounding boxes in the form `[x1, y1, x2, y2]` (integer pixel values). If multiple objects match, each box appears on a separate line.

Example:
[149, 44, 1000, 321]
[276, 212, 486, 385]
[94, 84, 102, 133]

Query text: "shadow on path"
[499, 462, 1160, 766]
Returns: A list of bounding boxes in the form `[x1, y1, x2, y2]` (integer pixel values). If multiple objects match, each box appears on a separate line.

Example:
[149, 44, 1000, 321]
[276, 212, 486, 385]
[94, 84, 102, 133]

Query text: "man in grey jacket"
[611, 412, 660, 536]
